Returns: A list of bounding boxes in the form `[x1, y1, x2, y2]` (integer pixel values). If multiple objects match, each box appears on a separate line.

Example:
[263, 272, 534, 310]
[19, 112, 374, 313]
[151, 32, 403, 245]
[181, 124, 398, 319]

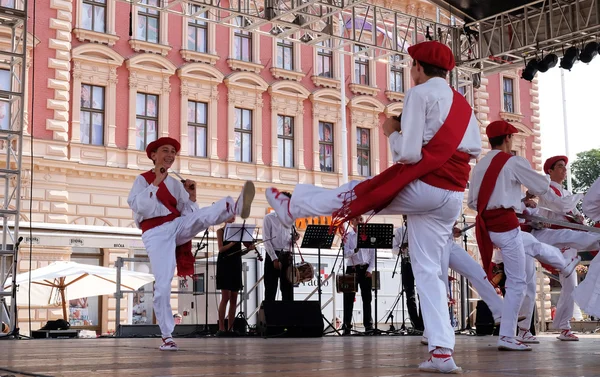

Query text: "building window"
[354, 44, 369, 85]
[0, 69, 9, 130]
[316, 41, 333, 78]
[187, 101, 207, 158]
[80, 84, 105, 145]
[319, 121, 334, 172]
[234, 107, 252, 162]
[137, 0, 159, 44]
[187, 7, 207, 53]
[81, 0, 106, 33]
[277, 115, 294, 168]
[135, 93, 158, 151]
[357, 127, 370, 176]
[233, 16, 252, 62]
[0, 1, 15, 9]
[276, 39, 294, 70]
[503, 77, 515, 113]
[389, 56, 404, 93]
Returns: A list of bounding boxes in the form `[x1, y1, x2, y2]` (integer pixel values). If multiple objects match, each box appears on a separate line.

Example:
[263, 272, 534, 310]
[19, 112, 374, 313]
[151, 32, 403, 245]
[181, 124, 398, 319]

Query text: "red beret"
[408, 41, 455, 71]
[146, 137, 181, 160]
[543, 155, 568, 174]
[485, 120, 519, 139]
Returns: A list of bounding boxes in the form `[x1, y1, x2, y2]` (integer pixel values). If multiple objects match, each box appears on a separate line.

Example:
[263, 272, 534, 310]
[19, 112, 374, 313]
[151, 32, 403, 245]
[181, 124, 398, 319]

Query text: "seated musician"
[342, 216, 375, 335]
[216, 218, 255, 336]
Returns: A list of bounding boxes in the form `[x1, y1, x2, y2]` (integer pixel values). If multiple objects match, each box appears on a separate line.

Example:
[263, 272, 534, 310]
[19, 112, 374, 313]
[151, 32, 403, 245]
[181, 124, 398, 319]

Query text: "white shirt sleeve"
[583, 177, 600, 221]
[127, 175, 162, 220]
[388, 89, 427, 164]
[263, 215, 278, 261]
[367, 250, 376, 273]
[343, 231, 357, 259]
[511, 157, 551, 196]
[539, 189, 583, 214]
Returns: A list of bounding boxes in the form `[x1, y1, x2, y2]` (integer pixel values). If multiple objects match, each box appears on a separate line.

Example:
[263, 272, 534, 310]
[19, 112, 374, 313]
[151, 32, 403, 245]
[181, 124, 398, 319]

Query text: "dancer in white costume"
[128, 137, 255, 351]
[267, 41, 480, 374]
[532, 156, 600, 340]
[574, 176, 600, 318]
[468, 120, 551, 351]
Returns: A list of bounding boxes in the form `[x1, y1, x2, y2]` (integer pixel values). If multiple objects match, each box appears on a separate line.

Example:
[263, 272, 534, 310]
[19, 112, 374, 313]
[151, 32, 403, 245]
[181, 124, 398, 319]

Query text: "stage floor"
[1, 333, 599, 377]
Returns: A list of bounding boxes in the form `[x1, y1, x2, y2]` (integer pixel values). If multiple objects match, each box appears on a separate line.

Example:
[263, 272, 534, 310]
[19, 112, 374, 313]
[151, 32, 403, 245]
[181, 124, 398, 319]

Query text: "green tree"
[570, 149, 600, 193]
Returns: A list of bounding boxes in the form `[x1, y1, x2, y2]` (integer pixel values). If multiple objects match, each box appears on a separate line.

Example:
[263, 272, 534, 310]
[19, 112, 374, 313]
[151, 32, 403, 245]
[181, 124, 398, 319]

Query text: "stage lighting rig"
[300, 33, 314, 43]
[579, 42, 599, 63]
[521, 58, 540, 82]
[559, 46, 579, 70]
[537, 53, 558, 72]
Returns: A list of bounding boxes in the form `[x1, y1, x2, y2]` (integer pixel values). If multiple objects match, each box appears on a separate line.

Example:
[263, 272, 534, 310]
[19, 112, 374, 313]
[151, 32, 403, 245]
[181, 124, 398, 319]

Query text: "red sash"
[548, 185, 581, 229]
[475, 152, 520, 279]
[331, 89, 472, 225]
[140, 171, 194, 278]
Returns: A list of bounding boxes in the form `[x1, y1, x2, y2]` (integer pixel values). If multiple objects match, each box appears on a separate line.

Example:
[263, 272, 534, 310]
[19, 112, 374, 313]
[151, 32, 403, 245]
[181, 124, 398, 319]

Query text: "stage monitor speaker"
[475, 299, 495, 336]
[257, 301, 323, 337]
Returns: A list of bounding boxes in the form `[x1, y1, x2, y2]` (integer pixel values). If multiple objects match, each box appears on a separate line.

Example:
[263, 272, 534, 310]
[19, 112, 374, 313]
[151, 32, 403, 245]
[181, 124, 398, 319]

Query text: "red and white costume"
[468, 121, 550, 350]
[267, 42, 480, 368]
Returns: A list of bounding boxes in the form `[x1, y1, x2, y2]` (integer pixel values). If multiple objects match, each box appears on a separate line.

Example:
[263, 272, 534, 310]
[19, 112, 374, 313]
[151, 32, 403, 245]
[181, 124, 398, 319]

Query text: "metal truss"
[462, 0, 600, 74]
[0, 0, 27, 337]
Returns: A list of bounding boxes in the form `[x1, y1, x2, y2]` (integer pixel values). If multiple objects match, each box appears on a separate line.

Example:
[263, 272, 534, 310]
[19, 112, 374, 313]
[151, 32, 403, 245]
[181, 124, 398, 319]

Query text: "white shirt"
[343, 229, 376, 273]
[127, 174, 198, 228]
[468, 150, 550, 212]
[538, 180, 583, 220]
[388, 77, 482, 164]
[583, 177, 600, 221]
[392, 226, 409, 256]
[263, 212, 293, 261]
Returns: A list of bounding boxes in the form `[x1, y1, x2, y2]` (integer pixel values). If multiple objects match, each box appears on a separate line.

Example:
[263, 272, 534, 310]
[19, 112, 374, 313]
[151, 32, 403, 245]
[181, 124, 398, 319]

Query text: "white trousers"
[447, 242, 503, 320]
[517, 254, 536, 330]
[489, 228, 527, 338]
[142, 197, 234, 338]
[291, 179, 462, 352]
[574, 253, 600, 318]
[552, 248, 578, 330]
[533, 228, 600, 251]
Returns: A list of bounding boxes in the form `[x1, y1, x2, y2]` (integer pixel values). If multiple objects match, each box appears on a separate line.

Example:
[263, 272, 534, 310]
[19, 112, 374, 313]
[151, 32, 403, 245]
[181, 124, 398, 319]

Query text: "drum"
[336, 273, 357, 293]
[371, 270, 380, 291]
[287, 262, 314, 284]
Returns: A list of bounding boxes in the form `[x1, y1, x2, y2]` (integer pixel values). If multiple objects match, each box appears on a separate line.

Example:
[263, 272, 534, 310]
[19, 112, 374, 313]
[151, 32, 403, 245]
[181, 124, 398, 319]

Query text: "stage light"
[521, 58, 539, 82]
[537, 53, 558, 72]
[300, 33, 313, 43]
[579, 42, 598, 63]
[559, 46, 579, 70]
[269, 25, 284, 36]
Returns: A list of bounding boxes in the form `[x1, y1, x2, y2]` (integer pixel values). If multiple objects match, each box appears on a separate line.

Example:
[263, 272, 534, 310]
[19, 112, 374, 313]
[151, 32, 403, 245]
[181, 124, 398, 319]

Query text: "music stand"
[301, 225, 338, 335]
[224, 222, 256, 334]
[357, 223, 394, 335]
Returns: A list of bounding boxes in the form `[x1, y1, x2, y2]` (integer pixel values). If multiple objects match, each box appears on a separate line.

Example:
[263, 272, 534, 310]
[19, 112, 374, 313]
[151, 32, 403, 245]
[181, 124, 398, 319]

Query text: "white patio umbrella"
[4, 261, 155, 320]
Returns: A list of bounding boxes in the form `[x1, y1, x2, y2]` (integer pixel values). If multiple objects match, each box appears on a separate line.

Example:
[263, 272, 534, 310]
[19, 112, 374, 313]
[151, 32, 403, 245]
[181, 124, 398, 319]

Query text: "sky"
[538, 58, 600, 164]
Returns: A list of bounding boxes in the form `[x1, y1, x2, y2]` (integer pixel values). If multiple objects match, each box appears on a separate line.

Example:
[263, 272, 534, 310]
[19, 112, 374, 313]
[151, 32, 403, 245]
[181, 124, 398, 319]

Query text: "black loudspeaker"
[475, 300, 495, 336]
[257, 301, 324, 337]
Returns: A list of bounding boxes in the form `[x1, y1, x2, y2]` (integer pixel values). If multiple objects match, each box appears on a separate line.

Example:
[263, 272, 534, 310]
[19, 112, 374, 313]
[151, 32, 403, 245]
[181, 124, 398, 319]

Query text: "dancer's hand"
[382, 117, 401, 137]
[452, 227, 462, 238]
[365, 271, 372, 278]
[183, 179, 196, 202]
[523, 198, 537, 208]
[273, 260, 281, 270]
[153, 165, 168, 186]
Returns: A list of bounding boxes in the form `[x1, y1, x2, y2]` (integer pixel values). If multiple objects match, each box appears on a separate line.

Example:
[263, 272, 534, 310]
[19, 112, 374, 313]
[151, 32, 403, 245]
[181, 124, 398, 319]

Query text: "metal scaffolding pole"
[0, 0, 27, 338]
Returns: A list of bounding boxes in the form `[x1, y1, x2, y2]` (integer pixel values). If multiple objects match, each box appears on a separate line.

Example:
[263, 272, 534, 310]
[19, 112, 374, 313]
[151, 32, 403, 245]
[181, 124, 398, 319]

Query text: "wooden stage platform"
[0, 333, 599, 376]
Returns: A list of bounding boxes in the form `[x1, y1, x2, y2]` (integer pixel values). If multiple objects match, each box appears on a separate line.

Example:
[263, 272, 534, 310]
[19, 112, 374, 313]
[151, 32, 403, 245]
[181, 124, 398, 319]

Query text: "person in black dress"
[216, 218, 254, 335]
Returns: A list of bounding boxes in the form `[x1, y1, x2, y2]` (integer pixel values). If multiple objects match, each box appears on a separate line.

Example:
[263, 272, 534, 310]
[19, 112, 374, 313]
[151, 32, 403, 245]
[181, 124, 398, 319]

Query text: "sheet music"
[224, 223, 256, 242]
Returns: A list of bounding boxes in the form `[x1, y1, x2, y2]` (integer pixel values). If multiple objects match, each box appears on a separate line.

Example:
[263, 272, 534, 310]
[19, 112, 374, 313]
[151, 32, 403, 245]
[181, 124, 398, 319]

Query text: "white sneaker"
[557, 329, 579, 341]
[497, 336, 532, 351]
[235, 181, 255, 219]
[265, 187, 294, 228]
[418, 350, 462, 374]
[562, 256, 581, 278]
[516, 328, 539, 344]
[421, 335, 429, 345]
[159, 337, 179, 351]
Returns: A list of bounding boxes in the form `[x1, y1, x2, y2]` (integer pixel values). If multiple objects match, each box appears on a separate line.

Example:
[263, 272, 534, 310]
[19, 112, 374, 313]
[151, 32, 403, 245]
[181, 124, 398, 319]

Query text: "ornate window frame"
[224, 72, 268, 179]
[508, 121, 534, 159]
[179, 6, 219, 65]
[270, 36, 304, 81]
[125, 54, 176, 169]
[73, 0, 119, 46]
[227, 17, 263, 74]
[349, 44, 379, 96]
[268, 82, 310, 175]
[129, 2, 171, 56]
[384, 102, 404, 167]
[385, 56, 409, 102]
[499, 70, 523, 122]
[70, 44, 124, 165]
[177, 63, 223, 174]
[311, 41, 341, 89]
[349, 96, 385, 176]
